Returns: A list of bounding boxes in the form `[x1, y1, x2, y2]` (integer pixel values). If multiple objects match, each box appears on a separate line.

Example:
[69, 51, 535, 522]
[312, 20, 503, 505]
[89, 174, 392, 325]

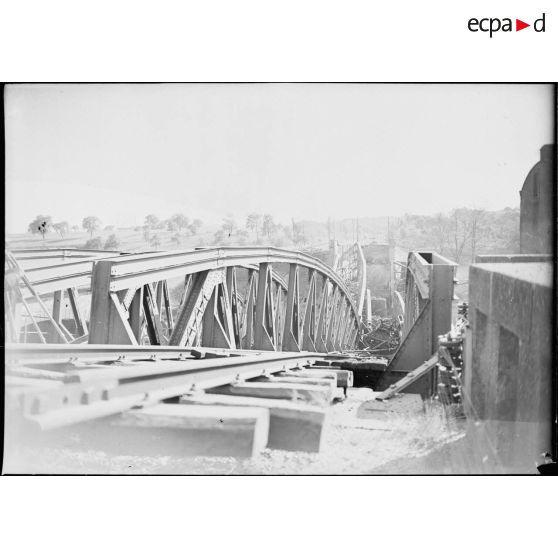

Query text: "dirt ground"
[4, 388, 470, 475]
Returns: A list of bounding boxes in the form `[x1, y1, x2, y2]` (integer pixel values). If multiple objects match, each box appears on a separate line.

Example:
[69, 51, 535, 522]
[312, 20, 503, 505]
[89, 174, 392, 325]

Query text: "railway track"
[5, 343, 356, 457]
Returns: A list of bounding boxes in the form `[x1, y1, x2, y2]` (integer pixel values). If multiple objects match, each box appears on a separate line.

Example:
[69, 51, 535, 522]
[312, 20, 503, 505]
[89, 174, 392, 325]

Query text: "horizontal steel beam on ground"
[5, 343, 308, 364]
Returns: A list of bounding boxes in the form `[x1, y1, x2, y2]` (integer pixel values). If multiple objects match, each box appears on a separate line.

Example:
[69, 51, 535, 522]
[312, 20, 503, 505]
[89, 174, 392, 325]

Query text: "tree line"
[27, 207, 519, 261]
[390, 207, 520, 264]
[212, 213, 308, 247]
[27, 213, 204, 251]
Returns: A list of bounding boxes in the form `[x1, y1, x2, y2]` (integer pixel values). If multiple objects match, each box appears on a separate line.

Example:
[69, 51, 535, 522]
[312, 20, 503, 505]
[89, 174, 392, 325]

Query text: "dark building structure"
[465, 257, 552, 471]
[462, 144, 555, 471]
[519, 144, 555, 254]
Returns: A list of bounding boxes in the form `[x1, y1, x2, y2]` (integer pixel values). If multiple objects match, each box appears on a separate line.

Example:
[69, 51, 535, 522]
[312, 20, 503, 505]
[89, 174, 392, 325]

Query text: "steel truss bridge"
[7, 246, 363, 351]
[4, 245, 457, 458]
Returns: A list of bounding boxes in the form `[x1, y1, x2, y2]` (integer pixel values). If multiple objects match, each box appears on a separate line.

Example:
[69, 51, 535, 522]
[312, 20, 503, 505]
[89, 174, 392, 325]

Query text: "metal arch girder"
[28, 247, 361, 351]
[14, 247, 358, 328]
[242, 263, 288, 293]
[18, 255, 287, 301]
[334, 242, 367, 319]
[97, 247, 360, 328]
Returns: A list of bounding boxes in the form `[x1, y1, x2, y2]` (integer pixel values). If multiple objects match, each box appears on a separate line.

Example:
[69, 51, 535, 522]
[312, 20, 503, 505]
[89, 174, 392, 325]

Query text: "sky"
[4, 83, 553, 233]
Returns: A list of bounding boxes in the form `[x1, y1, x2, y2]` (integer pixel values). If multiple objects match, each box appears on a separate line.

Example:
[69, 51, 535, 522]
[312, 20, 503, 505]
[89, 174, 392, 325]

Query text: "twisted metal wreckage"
[4, 245, 458, 456]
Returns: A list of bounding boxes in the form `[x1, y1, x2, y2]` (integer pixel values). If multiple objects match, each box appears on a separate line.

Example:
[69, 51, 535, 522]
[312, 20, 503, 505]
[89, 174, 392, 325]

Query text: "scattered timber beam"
[181, 393, 326, 452]
[376, 355, 439, 401]
[278, 369, 338, 382]
[23, 394, 145, 431]
[104, 403, 270, 458]
[256, 374, 337, 390]
[302, 367, 353, 388]
[8, 351, 322, 426]
[207, 381, 334, 406]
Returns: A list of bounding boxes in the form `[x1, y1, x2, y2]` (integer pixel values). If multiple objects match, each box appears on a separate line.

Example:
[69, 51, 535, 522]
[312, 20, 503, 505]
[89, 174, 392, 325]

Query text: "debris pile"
[436, 303, 468, 413]
[360, 316, 401, 355]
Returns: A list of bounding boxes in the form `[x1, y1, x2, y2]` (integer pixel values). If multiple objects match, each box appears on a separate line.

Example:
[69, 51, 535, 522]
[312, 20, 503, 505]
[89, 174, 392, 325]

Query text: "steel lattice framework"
[88, 247, 361, 352]
[6, 247, 362, 353]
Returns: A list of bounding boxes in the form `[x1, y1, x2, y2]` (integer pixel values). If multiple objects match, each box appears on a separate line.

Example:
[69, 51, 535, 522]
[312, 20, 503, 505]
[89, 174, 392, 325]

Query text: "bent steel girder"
[87, 247, 361, 352]
[334, 242, 367, 319]
[17, 256, 288, 299]
[9, 249, 289, 347]
[387, 251, 457, 381]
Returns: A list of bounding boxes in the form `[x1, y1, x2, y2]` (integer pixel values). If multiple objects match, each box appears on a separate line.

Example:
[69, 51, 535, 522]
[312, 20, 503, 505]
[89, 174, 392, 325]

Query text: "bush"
[83, 237, 103, 250]
[104, 234, 120, 250]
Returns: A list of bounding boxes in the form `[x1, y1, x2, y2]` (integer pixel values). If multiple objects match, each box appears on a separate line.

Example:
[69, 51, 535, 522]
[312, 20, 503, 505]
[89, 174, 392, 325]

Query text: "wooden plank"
[278, 369, 338, 383]
[23, 393, 142, 430]
[181, 393, 326, 452]
[377, 354, 439, 400]
[256, 374, 336, 389]
[208, 381, 334, 406]
[335, 369, 353, 388]
[109, 403, 270, 458]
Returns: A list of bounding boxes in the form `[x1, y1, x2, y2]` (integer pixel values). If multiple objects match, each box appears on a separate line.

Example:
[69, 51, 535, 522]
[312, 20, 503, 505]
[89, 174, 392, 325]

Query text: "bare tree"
[104, 234, 120, 250]
[469, 209, 486, 262]
[170, 213, 190, 232]
[189, 219, 203, 235]
[150, 234, 161, 249]
[144, 214, 160, 229]
[83, 237, 103, 250]
[262, 214, 275, 240]
[430, 213, 450, 255]
[82, 216, 101, 238]
[222, 216, 236, 238]
[53, 221, 69, 238]
[246, 213, 262, 241]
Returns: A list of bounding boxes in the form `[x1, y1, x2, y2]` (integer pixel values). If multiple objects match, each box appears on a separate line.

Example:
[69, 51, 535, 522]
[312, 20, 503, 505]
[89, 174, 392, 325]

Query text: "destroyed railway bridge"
[5, 244, 458, 456]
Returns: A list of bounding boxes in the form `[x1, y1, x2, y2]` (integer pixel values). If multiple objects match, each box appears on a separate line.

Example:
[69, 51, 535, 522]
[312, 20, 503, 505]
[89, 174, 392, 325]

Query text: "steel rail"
[5, 342, 291, 363]
[8, 351, 323, 429]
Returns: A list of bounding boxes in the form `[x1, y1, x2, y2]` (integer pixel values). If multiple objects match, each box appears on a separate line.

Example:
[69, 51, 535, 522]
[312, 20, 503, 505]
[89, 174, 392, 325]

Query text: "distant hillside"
[7, 208, 519, 265]
[390, 207, 520, 264]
